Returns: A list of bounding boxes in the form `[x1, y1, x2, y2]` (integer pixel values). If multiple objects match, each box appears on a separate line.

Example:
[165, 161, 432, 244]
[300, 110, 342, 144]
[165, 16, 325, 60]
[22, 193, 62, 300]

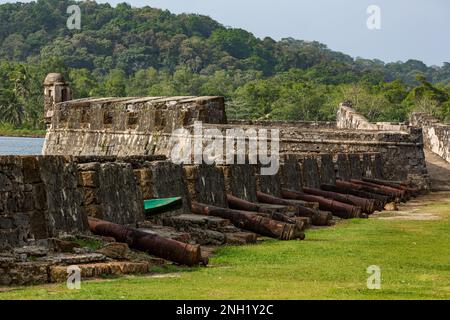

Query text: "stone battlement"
[41, 74, 429, 188]
[43, 95, 226, 156]
[410, 112, 450, 163]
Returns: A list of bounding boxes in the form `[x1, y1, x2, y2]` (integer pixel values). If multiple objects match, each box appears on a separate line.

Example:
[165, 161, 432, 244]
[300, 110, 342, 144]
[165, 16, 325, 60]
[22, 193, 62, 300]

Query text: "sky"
[2, 0, 449, 66]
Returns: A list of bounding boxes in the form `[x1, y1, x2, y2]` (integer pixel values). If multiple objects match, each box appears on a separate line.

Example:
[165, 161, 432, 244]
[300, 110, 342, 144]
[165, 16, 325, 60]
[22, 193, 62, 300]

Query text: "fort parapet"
[41, 76, 429, 189]
[43, 95, 226, 156]
[410, 112, 450, 163]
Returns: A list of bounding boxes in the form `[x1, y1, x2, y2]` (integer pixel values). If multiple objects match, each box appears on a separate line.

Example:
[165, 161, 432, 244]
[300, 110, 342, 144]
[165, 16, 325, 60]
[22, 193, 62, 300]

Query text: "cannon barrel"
[281, 189, 362, 219]
[257, 191, 297, 207]
[302, 187, 376, 214]
[226, 194, 306, 230]
[320, 184, 387, 211]
[227, 194, 263, 213]
[191, 202, 304, 240]
[256, 191, 314, 216]
[335, 180, 396, 202]
[349, 179, 406, 201]
[256, 191, 332, 226]
[361, 177, 420, 196]
[87, 217, 205, 266]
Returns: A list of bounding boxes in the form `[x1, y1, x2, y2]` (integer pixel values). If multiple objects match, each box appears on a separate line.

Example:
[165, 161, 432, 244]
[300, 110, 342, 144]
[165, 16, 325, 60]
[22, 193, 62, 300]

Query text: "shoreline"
[0, 130, 46, 139]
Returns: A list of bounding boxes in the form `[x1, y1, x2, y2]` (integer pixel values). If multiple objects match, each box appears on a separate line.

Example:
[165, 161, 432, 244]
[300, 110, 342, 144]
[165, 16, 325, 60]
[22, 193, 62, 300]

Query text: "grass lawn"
[1, 195, 449, 300]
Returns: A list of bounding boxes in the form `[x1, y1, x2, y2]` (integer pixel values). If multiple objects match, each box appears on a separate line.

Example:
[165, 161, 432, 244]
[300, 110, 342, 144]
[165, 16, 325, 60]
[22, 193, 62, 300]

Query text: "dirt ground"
[425, 150, 450, 191]
[375, 191, 450, 221]
[375, 150, 450, 221]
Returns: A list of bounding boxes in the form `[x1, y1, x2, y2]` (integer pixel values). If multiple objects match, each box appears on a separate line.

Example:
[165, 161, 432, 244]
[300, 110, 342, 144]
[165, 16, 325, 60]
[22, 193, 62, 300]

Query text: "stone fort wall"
[41, 76, 429, 189]
[1, 151, 386, 250]
[43, 96, 226, 156]
[410, 112, 450, 163]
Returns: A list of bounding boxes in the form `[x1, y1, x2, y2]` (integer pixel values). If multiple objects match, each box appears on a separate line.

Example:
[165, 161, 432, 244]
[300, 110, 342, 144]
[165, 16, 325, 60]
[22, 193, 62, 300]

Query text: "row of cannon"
[88, 171, 420, 266]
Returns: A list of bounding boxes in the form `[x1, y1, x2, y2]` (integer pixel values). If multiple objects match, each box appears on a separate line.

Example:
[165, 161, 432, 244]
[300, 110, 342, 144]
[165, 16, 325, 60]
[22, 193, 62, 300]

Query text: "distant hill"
[1, 0, 449, 83]
[0, 0, 449, 128]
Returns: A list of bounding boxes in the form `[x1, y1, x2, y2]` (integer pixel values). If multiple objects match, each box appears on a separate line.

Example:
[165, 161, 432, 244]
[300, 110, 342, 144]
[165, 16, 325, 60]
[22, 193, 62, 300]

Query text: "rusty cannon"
[361, 177, 420, 197]
[335, 180, 396, 202]
[281, 189, 362, 219]
[191, 202, 305, 240]
[226, 194, 306, 230]
[349, 179, 406, 201]
[302, 186, 376, 214]
[227, 194, 270, 214]
[320, 184, 387, 211]
[255, 192, 333, 226]
[87, 217, 206, 266]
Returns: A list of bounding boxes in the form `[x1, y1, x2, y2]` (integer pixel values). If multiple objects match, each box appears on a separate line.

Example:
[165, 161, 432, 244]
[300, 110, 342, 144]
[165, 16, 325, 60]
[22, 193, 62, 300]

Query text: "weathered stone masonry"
[410, 112, 450, 163]
[0, 156, 87, 250]
[336, 104, 428, 188]
[0, 74, 435, 285]
[42, 78, 430, 189]
[43, 95, 226, 156]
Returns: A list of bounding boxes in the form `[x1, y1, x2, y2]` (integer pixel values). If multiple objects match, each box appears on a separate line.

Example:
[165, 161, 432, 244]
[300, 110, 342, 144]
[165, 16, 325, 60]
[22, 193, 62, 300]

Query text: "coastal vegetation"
[0, 0, 449, 134]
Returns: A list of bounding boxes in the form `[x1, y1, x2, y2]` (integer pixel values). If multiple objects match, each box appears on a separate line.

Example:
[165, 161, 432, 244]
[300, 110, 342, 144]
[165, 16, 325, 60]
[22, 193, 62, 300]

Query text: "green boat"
[143, 197, 183, 216]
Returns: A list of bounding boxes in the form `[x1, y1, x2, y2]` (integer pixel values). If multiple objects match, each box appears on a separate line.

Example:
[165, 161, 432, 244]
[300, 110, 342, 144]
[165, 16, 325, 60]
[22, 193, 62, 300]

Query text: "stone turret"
[43, 73, 72, 124]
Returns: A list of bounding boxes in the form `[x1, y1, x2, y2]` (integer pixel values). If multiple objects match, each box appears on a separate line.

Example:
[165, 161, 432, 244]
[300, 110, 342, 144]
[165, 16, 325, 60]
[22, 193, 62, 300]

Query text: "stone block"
[319, 154, 336, 185]
[0, 172, 13, 192]
[183, 165, 227, 208]
[22, 192, 34, 211]
[21, 156, 41, 184]
[84, 204, 103, 218]
[48, 261, 150, 283]
[40, 253, 107, 265]
[38, 157, 87, 236]
[138, 224, 191, 243]
[301, 157, 321, 188]
[50, 238, 81, 253]
[336, 154, 352, 181]
[348, 154, 363, 179]
[221, 164, 258, 202]
[96, 242, 131, 260]
[79, 171, 99, 187]
[255, 166, 282, 197]
[280, 155, 303, 192]
[95, 162, 144, 225]
[82, 188, 98, 206]
[0, 261, 50, 286]
[14, 246, 49, 257]
[225, 232, 257, 245]
[77, 162, 100, 172]
[0, 217, 13, 229]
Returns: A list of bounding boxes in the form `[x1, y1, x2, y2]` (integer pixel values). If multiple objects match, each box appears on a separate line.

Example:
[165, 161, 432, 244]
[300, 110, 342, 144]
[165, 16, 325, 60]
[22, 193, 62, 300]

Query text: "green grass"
[1, 198, 449, 300]
[0, 123, 45, 138]
[72, 238, 103, 251]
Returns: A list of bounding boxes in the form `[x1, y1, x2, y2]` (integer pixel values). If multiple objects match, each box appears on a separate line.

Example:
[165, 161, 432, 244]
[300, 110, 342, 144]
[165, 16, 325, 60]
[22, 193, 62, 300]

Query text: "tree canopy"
[0, 0, 449, 129]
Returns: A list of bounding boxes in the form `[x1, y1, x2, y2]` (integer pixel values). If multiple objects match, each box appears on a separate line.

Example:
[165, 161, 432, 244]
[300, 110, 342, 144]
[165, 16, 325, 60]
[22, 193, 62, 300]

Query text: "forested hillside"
[0, 0, 449, 131]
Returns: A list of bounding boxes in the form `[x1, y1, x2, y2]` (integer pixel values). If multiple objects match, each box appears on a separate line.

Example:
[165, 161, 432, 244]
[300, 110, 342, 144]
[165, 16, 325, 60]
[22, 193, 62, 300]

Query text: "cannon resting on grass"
[88, 217, 207, 266]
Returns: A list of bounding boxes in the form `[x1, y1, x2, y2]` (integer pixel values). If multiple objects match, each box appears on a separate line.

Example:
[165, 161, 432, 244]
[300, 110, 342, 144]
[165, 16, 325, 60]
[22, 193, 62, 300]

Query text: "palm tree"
[0, 89, 24, 126]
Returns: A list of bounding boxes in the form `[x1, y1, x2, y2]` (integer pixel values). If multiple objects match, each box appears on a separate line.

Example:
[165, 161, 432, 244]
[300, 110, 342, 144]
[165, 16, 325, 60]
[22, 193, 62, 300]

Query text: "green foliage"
[0, 61, 45, 128]
[209, 28, 257, 59]
[404, 75, 450, 121]
[73, 237, 103, 251]
[0, 0, 449, 129]
[0, 122, 45, 137]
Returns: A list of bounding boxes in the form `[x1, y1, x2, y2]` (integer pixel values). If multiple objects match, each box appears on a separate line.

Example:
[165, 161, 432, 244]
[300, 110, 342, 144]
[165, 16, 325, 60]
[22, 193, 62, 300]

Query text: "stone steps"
[49, 261, 151, 283]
